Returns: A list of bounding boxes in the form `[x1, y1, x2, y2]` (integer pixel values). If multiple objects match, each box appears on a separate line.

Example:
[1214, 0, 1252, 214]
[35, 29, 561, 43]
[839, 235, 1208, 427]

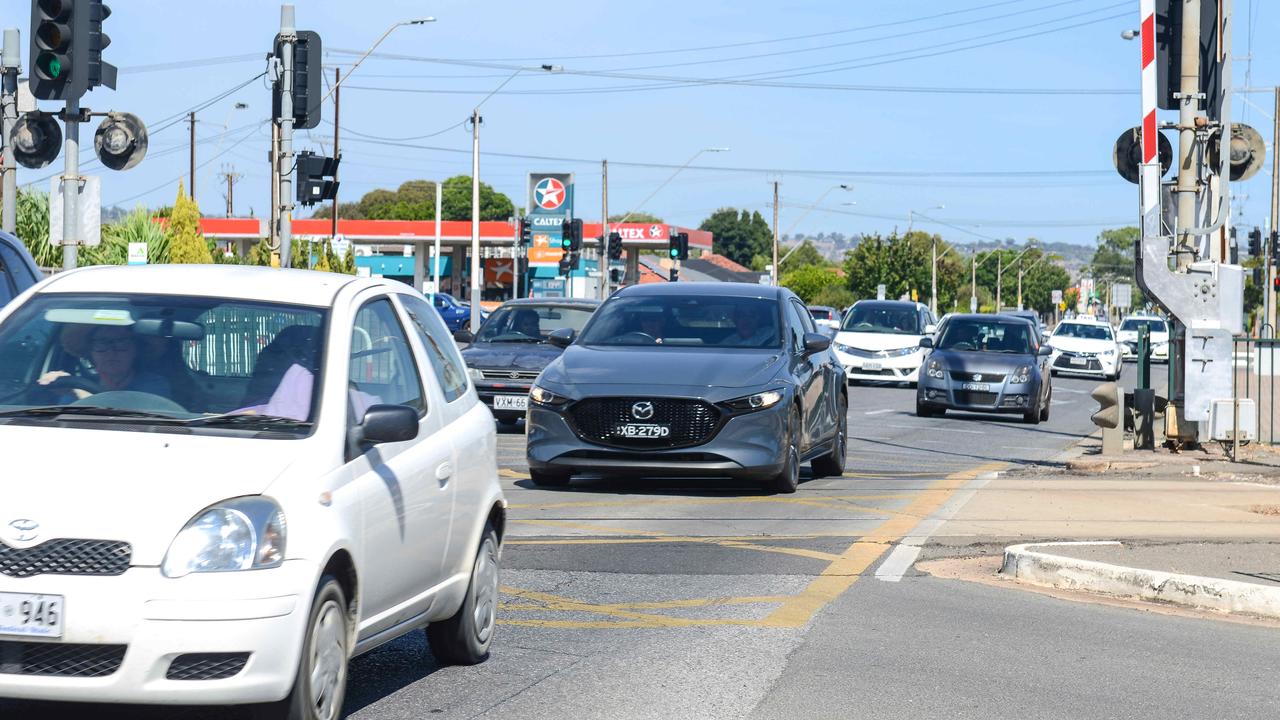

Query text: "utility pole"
[1173, 0, 1202, 271]
[601, 158, 609, 299]
[188, 111, 197, 200]
[1, 28, 18, 235]
[930, 239, 938, 315]
[62, 97, 79, 270]
[331, 67, 340, 243]
[269, 121, 280, 260]
[771, 180, 780, 286]
[1269, 86, 1279, 334]
[469, 108, 482, 333]
[219, 166, 243, 217]
[277, 4, 297, 268]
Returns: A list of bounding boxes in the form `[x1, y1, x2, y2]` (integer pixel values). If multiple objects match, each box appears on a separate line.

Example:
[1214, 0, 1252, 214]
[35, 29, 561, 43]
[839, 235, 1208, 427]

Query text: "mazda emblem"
[6, 519, 39, 543]
[631, 401, 655, 420]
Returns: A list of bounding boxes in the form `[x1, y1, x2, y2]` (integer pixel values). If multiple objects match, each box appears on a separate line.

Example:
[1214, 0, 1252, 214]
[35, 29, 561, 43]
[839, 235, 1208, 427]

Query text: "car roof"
[615, 281, 786, 300]
[944, 313, 1034, 324]
[1059, 317, 1111, 325]
[1120, 314, 1164, 321]
[499, 297, 600, 308]
[36, 265, 374, 307]
[850, 300, 925, 310]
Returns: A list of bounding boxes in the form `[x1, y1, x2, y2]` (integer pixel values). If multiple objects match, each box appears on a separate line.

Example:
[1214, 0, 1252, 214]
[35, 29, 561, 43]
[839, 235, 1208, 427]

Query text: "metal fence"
[1231, 336, 1280, 446]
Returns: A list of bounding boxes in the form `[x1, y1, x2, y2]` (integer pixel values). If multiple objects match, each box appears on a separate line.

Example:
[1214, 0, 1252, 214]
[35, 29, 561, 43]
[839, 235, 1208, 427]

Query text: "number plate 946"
[0, 592, 64, 638]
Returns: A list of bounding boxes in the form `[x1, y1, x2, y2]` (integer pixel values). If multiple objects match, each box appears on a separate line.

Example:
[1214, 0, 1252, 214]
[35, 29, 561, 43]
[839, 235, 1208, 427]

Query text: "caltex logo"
[534, 177, 567, 210]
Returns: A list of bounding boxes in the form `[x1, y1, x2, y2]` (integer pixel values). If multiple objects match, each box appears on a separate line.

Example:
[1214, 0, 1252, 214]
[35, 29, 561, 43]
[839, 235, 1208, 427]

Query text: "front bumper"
[918, 378, 1037, 414]
[0, 561, 315, 705]
[526, 400, 788, 479]
[1050, 352, 1118, 377]
[1120, 341, 1169, 361]
[834, 349, 924, 383]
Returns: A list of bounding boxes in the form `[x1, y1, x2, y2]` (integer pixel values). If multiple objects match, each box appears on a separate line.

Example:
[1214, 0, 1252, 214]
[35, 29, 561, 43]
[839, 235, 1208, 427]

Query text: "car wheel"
[915, 399, 934, 418]
[253, 576, 350, 720]
[1039, 393, 1050, 421]
[529, 469, 570, 487]
[428, 524, 500, 666]
[1023, 401, 1041, 425]
[811, 395, 847, 478]
[766, 408, 801, 494]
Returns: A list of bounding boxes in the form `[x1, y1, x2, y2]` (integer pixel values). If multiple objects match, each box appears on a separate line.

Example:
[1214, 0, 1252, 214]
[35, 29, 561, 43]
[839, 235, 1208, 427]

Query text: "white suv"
[1047, 318, 1123, 380]
[0, 266, 505, 719]
[833, 300, 936, 385]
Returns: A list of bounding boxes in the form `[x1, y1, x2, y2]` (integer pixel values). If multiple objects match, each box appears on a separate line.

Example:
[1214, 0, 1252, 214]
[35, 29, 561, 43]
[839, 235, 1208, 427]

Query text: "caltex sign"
[527, 172, 574, 268]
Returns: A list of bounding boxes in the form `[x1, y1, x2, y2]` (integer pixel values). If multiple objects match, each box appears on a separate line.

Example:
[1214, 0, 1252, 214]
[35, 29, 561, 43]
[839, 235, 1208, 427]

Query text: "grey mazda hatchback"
[525, 282, 848, 493]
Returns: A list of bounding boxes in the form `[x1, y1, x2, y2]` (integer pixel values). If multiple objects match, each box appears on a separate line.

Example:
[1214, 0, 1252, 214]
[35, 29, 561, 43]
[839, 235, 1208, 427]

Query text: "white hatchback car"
[0, 266, 505, 719]
[832, 300, 936, 384]
[1047, 318, 1123, 380]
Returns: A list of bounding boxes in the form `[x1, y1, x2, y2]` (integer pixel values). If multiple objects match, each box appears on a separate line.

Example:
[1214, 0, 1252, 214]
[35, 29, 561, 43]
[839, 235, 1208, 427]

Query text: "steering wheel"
[43, 374, 103, 395]
[617, 331, 658, 344]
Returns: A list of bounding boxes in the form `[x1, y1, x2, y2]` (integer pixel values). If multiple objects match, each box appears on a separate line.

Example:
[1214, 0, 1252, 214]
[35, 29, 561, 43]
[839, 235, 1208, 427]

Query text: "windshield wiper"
[183, 412, 313, 429]
[0, 405, 186, 420]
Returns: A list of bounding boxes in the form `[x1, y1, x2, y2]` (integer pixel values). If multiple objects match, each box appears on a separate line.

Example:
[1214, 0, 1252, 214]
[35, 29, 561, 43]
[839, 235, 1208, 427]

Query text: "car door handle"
[435, 462, 453, 485]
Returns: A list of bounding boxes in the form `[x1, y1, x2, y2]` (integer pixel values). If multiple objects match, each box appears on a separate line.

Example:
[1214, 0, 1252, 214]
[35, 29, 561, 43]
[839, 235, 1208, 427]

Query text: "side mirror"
[548, 327, 576, 348]
[359, 404, 419, 445]
[453, 329, 475, 345]
[918, 337, 934, 349]
[1038, 345, 1053, 356]
[924, 324, 937, 335]
[802, 332, 831, 354]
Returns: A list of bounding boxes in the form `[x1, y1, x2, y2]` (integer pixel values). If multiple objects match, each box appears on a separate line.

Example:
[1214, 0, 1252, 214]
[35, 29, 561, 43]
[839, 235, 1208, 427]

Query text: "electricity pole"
[219, 166, 242, 217]
[1173, 0, 1202, 271]
[601, 158, 609, 300]
[188, 111, 197, 199]
[277, 4, 297, 268]
[771, 180, 780, 286]
[0, 28, 18, 235]
[469, 108, 482, 333]
[331, 67, 340, 243]
[269, 121, 279, 260]
[930, 239, 938, 315]
[1269, 87, 1279, 333]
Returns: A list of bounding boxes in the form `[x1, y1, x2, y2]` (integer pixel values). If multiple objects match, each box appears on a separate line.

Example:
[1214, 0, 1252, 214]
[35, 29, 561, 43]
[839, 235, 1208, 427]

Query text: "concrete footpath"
[928, 436, 1280, 621]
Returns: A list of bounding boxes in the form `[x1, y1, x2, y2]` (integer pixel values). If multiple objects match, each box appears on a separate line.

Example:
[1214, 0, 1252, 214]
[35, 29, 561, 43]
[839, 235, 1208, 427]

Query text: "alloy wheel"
[308, 599, 348, 720]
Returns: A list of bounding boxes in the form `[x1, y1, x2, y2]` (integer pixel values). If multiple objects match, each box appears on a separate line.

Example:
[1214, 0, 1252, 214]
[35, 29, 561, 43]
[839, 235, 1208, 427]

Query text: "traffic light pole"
[469, 108, 482, 334]
[601, 158, 609, 300]
[61, 97, 80, 271]
[277, 5, 296, 269]
[1270, 87, 1279, 335]
[1, 28, 18, 235]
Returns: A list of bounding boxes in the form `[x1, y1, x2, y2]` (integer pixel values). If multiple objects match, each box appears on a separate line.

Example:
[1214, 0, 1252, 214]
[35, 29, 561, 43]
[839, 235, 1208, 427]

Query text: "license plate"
[961, 383, 991, 391]
[862, 362, 883, 371]
[1069, 357, 1088, 366]
[0, 592, 64, 639]
[616, 424, 671, 439]
[493, 395, 528, 411]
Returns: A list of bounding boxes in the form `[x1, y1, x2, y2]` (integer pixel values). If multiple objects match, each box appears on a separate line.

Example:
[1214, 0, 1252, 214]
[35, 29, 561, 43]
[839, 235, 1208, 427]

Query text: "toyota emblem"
[509, 371, 521, 380]
[6, 519, 39, 544]
[631, 401, 655, 420]
[972, 374, 983, 382]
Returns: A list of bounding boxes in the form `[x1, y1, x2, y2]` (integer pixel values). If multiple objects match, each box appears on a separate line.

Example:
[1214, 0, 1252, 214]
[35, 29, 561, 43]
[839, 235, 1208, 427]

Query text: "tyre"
[428, 524, 500, 665]
[253, 576, 351, 720]
[528, 469, 570, 487]
[765, 408, 801, 494]
[1039, 390, 1051, 421]
[811, 395, 847, 478]
[1023, 401, 1041, 425]
[915, 399, 934, 418]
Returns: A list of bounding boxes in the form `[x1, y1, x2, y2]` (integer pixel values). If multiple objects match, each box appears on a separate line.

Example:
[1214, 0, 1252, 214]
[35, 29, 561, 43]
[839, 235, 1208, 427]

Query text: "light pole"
[776, 184, 853, 271]
[908, 204, 945, 234]
[907, 205, 946, 314]
[995, 242, 1038, 311]
[1016, 252, 1056, 311]
[970, 250, 995, 313]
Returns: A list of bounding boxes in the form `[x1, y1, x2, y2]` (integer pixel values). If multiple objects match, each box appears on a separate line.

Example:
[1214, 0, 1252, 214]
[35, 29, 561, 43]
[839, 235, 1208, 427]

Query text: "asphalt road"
[18, 368, 1269, 720]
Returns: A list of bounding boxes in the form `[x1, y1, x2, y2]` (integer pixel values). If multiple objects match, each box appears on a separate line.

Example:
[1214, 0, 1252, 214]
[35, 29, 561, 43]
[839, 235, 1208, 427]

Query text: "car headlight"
[467, 367, 485, 382]
[725, 389, 785, 411]
[1011, 365, 1032, 384]
[1103, 349, 1115, 357]
[530, 384, 570, 406]
[835, 343, 854, 354]
[883, 347, 918, 358]
[925, 359, 945, 379]
[162, 497, 286, 579]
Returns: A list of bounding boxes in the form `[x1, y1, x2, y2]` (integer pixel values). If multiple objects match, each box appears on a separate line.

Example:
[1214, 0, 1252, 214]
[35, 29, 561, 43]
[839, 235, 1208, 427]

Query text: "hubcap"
[308, 600, 347, 720]
[471, 536, 499, 644]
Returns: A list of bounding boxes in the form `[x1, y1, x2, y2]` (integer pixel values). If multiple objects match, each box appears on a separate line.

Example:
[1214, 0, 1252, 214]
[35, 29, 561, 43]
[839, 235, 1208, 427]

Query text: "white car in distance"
[0, 265, 505, 720]
[1047, 318, 1123, 380]
[832, 300, 936, 385]
[1116, 314, 1169, 362]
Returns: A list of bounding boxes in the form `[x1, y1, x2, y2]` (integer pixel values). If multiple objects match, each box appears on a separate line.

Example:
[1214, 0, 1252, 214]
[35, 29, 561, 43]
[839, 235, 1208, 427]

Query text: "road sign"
[1051, 289, 1063, 304]
[48, 175, 101, 246]
[1111, 283, 1132, 309]
[527, 172, 573, 218]
[969, 296, 978, 313]
[332, 234, 350, 257]
[127, 242, 147, 265]
[877, 284, 886, 301]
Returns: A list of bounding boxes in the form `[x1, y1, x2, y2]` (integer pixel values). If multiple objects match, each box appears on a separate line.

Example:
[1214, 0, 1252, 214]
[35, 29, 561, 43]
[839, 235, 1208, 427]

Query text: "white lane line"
[885, 424, 984, 435]
[875, 470, 999, 582]
[864, 409, 896, 416]
[1055, 388, 1089, 395]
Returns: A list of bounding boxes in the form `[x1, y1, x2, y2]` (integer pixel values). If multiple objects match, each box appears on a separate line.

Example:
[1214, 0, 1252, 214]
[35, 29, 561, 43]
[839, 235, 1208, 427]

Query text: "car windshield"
[0, 293, 327, 433]
[937, 318, 1035, 354]
[475, 304, 595, 343]
[579, 295, 781, 348]
[1120, 318, 1168, 333]
[1053, 323, 1113, 341]
[841, 304, 921, 335]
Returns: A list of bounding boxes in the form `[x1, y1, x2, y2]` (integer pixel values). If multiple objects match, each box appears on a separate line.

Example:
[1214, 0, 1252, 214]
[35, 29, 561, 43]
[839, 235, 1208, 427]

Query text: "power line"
[120, 53, 262, 75]
[108, 122, 268, 207]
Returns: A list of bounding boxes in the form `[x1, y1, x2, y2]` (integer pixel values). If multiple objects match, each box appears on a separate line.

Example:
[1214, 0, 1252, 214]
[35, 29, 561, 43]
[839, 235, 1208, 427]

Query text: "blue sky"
[5, 0, 1276, 245]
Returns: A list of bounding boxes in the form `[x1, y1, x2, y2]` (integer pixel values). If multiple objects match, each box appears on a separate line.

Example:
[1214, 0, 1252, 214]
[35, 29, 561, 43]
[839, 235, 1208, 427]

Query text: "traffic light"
[559, 218, 582, 252]
[295, 151, 339, 205]
[1249, 227, 1262, 257]
[1272, 231, 1280, 263]
[609, 267, 625, 284]
[519, 218, 532, 246]
[557, 252, 579, 277]
[668, 231, 689, 261]
[10, 111, 62, 168]
[1254, 267, 1264, 287]
[29, 0, 116, 101]
[607, 231, 623, 260]
[93, 111, 147, 170]
[273, 30, 322, 129]
[1274, 275, 1280, 293]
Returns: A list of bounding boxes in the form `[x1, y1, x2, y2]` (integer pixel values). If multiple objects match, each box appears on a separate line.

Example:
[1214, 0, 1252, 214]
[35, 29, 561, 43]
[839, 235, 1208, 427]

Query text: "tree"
[781, 265, 843, 303]
[842, 231, 963, 308]
[80, 206, 169, 266]
[811, 285, 857, 311]
[440, 175, 514, 221]
[608, 212, 663, 224]
[700, 208, 772, 267]
[778, 240, 830, 270]
[1063, 287, 1081, 312]
[167, 182, 212, 264]
[313, 177, 515, 222]
[1088, 226, 1144, 307]
[11, 190, 58, 268]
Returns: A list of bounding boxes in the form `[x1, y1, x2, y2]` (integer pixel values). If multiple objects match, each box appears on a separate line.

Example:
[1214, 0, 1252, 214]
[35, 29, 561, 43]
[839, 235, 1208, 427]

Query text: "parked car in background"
[916, 314, 1053, 424]
[431, 291, 488, 332]
[457, 298, 600, 425]
[0, 231, 41, 308]
[999, 309, 1047, 341]
[807, 305, 842, 333]
[0, 265, 506, 716]
[832, 300, 936, 385]
[527, 282, 848, 493]
[1116, 314, 1169, 362]
[1046, 317, 1123, 380]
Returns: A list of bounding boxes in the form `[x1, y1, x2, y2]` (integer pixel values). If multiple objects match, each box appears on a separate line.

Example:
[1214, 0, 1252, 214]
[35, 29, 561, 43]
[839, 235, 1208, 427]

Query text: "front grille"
[0, 641, 127, 677]
[851, 367, 899, 377]
[568, 397, 722, 449]
[0, 539, 131, 578]
[480, 369, 540, 380]
[1054, 354, 1101, 371]
[953, 391, 998, 406]
[167, 652, 251, 681]
[839, 346, 880, 358]
[948, 372, 1006, 383]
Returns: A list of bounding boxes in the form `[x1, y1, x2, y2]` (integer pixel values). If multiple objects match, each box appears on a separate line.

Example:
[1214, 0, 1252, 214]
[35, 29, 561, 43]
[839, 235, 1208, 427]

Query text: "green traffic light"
[39, 54, 62, 79]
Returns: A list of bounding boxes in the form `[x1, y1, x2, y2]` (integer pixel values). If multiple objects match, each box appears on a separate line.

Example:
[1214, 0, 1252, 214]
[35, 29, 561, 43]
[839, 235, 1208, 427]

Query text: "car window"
[937, 319, 1034, 354]
[790, 299, 817, 335]
[400, 293, 469, 403]
[0, 268, 14, 307]
[350, 298, 425, 416]
[0, 243, 36, 293]
[841, 303, 922, 335]
[785, 301, 810, 352]
[579, 295, 781, 348]
[1053, 323, 1113, 341]
[475, 304, 596, 344]
[1119, 319, 1168, 333]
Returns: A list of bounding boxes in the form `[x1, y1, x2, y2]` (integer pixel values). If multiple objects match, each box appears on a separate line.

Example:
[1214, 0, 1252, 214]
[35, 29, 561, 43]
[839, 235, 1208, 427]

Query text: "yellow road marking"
[508, 493, 911, 511]
[500, 468, 531, 479]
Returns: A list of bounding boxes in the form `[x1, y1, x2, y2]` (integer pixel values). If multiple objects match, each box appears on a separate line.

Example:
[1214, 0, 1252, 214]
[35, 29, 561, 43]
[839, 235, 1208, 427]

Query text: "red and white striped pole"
[1139, 0, 1161, 233]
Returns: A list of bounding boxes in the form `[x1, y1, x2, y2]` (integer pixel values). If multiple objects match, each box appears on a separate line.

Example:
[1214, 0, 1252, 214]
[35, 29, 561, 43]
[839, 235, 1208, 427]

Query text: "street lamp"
[1016, 251, 1057, 311]
[908, 205, 947, 314]
[776, 184, 853, 270]
[1120, 29, 1140, 40]
[970, 249, 996, 313]
[908, 204, 945, 234]
[995, 242, 1039, 311]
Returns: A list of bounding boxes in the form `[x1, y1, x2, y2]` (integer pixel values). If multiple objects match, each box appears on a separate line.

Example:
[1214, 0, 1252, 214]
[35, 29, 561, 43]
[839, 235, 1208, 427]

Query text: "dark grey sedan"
[526, 283, 848, 493]
[915, 314, 1052, 424]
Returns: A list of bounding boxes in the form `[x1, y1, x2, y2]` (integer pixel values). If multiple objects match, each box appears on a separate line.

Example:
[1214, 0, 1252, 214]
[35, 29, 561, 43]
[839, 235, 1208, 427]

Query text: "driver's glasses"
[91, 339, 134, 354]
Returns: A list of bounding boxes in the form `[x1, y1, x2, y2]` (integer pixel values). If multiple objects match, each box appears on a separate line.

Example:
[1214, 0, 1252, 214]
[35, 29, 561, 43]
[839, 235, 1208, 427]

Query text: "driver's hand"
[36, 371, 69, 386]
